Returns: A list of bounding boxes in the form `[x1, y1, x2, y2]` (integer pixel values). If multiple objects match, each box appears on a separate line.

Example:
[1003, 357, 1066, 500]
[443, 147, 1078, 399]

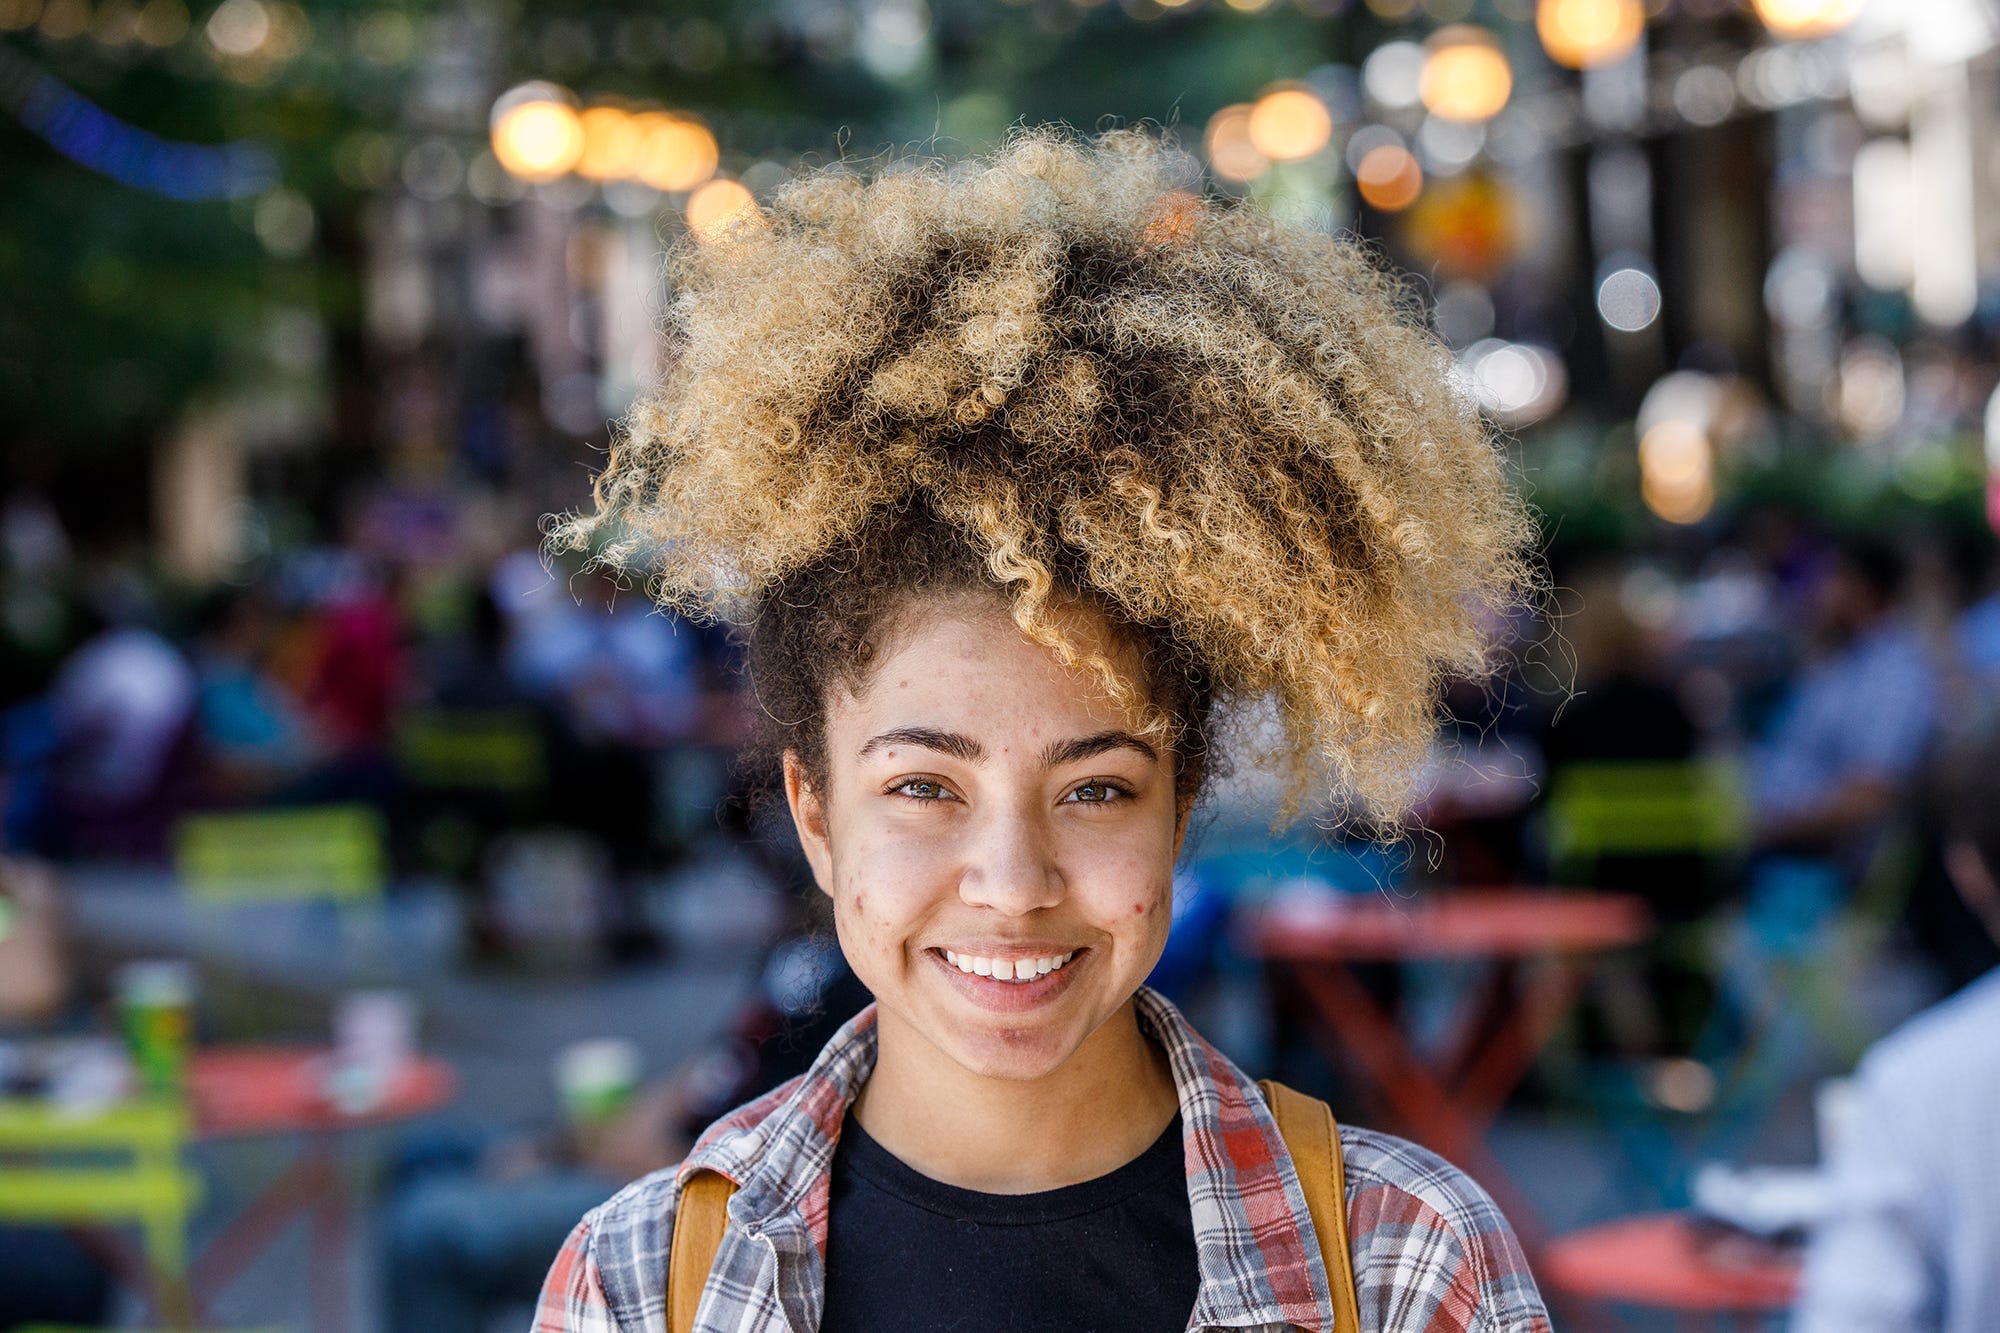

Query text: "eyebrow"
[855, 726, 1156, 769]
[858, 727, 987, 763]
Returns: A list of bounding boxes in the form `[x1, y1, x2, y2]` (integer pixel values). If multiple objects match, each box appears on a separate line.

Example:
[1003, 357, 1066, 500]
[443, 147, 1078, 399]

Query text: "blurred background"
[4, 0, 2000, 1328]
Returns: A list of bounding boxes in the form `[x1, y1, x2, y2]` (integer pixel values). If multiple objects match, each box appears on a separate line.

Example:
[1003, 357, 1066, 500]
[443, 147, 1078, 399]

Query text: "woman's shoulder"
[1335, 1126, 1550, 1333]
[581, 1069, 816, 1254]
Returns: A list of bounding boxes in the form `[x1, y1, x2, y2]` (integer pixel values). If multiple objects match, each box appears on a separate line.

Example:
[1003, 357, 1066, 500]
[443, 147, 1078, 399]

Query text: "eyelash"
[886, 778, 1134, 805]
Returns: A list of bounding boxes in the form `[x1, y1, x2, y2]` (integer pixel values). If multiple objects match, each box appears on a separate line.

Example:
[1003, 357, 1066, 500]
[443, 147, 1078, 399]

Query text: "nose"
[957, 808, 1066, 916]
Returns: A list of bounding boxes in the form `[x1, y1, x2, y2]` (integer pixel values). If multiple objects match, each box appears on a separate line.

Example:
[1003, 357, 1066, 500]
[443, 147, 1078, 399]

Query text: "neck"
[852, 998, 1181, 1194]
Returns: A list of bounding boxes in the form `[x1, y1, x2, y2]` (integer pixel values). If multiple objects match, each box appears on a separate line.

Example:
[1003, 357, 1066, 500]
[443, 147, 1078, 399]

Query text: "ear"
[783, 750, 835, 899]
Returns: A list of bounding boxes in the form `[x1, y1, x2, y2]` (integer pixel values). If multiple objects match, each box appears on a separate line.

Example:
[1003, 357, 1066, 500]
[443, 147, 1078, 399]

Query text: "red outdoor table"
[184, 1046, 457, 1333]
[1542, 1212, 1801, 1330]
[1244, 888, 1651, 1254]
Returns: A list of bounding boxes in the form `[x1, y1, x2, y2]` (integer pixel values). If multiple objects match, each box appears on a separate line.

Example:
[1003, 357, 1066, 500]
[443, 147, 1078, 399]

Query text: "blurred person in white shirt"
[1792, 724, 2000, 1333]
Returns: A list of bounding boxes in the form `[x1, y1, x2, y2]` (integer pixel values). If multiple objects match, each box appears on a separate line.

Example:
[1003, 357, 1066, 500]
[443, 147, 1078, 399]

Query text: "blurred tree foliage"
[0, 0, 1360, 459]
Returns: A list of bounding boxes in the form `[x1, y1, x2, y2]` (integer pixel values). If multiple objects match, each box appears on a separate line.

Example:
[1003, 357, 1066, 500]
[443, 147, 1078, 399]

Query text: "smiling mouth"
[938, 949, 1078, 983]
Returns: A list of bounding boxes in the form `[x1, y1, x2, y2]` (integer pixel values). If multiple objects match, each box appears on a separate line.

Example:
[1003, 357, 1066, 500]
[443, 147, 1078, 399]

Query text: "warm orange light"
[576, 105, 642, 182]
[686, 179, 760, 243]
[1638, 421, 1715, 524]
[1750, 0, 1862, 39]
[1536, 0, 1644, 70]
[1421, 26, 1512, 122]
[1204, 104, 1270, 183]
[1356, 144, 1423, 211]
[632, 113, 719, 192]
[490, 84, 585, 182]
[1247, 87, 1333, 162]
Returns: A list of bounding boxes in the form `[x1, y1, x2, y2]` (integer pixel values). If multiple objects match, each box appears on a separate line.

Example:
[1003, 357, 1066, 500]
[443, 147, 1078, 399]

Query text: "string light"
[490, 83, 586, 182]
[1638, 420, 1714, 524]
[685, 178, 759, 242]
[632, 113, 718, 192]
[1247, 86, 1333, 161]
[576, 105, 642, 181]
[1204, 103, 1270, 183]
[1750, 0, 1862, 40]
[0, 40, 274, 198]
[1356, 144, 1424, 210]
[1420, 26, 1512, 122]
[1536, 0, 1644, 70]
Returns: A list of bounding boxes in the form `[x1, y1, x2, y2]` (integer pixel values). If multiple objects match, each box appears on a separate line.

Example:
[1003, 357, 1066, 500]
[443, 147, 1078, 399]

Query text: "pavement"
[47, 844, 1942, 1333]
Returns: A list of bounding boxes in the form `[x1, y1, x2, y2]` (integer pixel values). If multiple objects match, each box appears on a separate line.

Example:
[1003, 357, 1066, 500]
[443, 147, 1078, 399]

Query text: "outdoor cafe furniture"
[0, 1042, 455, 1333]
[1242, 886, 1652, 1249]
[184, 1044, 457, 1333]
[1541, 1211, 1801, 1330]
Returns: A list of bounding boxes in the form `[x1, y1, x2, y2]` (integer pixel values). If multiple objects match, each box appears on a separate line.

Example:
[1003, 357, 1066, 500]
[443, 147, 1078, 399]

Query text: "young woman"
[535, 130, 1547, 1333]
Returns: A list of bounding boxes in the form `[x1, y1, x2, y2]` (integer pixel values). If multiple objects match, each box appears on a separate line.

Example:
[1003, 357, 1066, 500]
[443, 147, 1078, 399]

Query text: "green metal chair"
[173, 804, 393, 1003]
[395, 706, 545, 794]
[0, 1097, 204, 1324]
[174, 805, 387, 908]
[1545, 758, 1749, 878]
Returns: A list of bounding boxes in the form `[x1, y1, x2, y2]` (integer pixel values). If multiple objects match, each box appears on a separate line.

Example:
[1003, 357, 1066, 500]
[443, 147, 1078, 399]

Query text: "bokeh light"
[633, 114, 720, 193]
[1638, 420, 1715, 524]
[1597, 264, 1662, 332]
[490, 83, 586, 183]
[204, 0, 268, 56]
[1750, 0, 1863, 39]
[1362, 41, 1426, 111]
[575, 106, 643, 182]
[1356, 143, 1424, 211]
[685, 178, 760, 243]
[1461, 338, 1567, 426]
[1536, 0, 1644, 70]
[1247, 87, 1333, 162]
[134, 0, 188, 45]
[1420, 27, 1512, 123]
[1204, 103, 1270, 183]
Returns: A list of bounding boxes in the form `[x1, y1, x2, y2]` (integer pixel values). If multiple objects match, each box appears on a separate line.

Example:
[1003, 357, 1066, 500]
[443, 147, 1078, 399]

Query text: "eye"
[1063, 780, 1131, 805]
[891, 777, 955, 802]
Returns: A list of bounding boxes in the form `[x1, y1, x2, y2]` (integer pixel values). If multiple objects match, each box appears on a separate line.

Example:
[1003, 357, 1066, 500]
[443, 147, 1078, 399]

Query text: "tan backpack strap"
[1260, 1079, 1363, 1333]
[667, 1169, 737, 1333]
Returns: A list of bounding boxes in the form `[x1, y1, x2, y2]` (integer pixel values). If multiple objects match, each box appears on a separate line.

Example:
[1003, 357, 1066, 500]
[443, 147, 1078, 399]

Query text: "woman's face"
[785, 593, 1186, 1085]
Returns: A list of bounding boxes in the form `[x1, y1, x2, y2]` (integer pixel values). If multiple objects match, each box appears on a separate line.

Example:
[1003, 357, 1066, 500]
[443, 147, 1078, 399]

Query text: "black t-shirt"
[819, 1112, 1198, 1333]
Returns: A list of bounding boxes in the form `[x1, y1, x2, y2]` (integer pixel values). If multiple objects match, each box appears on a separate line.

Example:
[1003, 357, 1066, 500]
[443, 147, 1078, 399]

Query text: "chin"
[942, 1028, 1086, 1083]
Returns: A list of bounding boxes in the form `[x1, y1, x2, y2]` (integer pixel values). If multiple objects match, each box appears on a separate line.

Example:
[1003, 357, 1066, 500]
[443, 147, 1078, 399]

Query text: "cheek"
[834, 860, 947, 961]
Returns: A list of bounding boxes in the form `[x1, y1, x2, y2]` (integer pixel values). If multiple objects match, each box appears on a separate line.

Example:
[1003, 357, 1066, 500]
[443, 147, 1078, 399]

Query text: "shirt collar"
[678, 986, 1337, 1333]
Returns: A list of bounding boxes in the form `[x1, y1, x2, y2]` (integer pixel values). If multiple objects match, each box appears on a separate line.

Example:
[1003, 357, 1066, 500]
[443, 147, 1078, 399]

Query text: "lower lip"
[929, 949, 1087, 1013]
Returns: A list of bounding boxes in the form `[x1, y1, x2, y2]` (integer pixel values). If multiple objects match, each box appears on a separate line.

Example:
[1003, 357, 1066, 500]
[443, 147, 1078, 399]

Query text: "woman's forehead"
[829, 594, 1152, 741]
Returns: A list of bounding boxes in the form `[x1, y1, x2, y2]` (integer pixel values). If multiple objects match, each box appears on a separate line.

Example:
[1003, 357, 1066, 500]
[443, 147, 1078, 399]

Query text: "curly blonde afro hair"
[553, 128, 1538, 826]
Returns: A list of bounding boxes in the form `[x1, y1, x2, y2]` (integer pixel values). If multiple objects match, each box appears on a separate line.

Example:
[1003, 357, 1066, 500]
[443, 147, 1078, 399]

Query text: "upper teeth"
[944, 950, 1075, 981]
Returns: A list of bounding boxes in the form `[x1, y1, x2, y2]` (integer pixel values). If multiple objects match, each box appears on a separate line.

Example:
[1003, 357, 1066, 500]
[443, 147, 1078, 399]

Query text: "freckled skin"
[784, 595, 1187, 1088]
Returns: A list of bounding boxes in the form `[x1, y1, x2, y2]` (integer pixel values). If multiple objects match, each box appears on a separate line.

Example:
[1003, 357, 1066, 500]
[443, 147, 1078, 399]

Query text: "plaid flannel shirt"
[533, 987, 1550, 1333]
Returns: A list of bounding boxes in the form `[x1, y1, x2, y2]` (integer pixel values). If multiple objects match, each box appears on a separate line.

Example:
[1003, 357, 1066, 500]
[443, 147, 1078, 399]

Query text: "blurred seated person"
[1540, 563, 1700, 771]
[189, 585, 320, 804]
[504, 563, 707, 956]
[1537, 563, 1703, 894]
[1534, 564, 1706, 1055]
[0, 859, 115, 1328]
[1747, 537, 1937, 928]
[1791, 727, 2000, 1333]
[46, 601, 198, 858]
[380, 936, 870, 1333]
